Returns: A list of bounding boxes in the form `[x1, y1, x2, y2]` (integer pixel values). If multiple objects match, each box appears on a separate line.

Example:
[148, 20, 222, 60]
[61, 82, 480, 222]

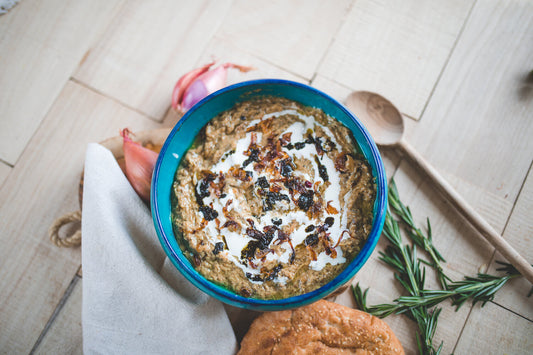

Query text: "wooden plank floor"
[1, 1, 531, 353]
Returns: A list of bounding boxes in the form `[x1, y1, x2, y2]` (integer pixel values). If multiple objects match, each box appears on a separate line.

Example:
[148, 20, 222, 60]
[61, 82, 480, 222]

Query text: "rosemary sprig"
[412, 307, 443, 355]
[380, 212, 426, 297]
[389, 271, 520, 313]
[388, 180, 450, 289]
[351, 178, 529, 355]
[355, 209, 443, 354]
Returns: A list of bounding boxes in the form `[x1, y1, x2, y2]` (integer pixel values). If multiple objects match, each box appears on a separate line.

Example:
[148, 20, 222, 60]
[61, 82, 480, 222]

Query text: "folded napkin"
[81, 143, 237, 354]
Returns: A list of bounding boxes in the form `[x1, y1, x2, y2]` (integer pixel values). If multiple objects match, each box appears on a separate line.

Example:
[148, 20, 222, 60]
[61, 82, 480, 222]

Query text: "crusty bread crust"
[238, 300, 404, 354]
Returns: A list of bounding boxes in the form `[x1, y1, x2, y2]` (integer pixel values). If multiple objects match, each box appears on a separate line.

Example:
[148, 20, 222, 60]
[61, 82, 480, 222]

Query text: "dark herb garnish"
[241, 240, 259, 261]
[245, 223, 276, 252]
[305, 224, 315, 232]
[199, 205, 218, 221]
[289, 249, 295, 264]
[261, 225, 278, 249]
[271, 218, 282, 226]
[241, 230, 275, 261]
[265, 265, 283, 281]
[263, 191, 290, 212]
[313, 136, 324, 156]
[245, 272, 263, 282]
[285, 177, 307, 194]
[315, 156, 329, 182]
[221, 149, 235, 162]
[325, 216, 334, 227]
[243, 148, 260, 168]
[195, 173, 216, 203]
[212, 242, 224, 255]
[245, 264, 283, 282]
[304, 233, 319, 246]
[245, 226, 264, 240]
[279, 158, 293, 178]
[294, 142, 306, 150]
[297, 190, 314, 211]
[256, 176, 270, 189]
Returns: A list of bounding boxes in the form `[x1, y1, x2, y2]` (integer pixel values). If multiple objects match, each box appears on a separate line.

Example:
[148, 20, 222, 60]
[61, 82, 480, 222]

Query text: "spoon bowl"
[345, 91, 404, 146]
[345, 90, 533, 284]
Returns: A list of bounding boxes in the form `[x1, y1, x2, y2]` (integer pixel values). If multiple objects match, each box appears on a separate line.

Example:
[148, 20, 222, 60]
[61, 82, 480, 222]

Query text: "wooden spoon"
[346, 91, 533, 284]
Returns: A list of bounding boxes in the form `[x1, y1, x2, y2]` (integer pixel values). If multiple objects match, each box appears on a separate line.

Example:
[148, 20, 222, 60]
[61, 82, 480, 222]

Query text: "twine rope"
[49, 210, 82, 247]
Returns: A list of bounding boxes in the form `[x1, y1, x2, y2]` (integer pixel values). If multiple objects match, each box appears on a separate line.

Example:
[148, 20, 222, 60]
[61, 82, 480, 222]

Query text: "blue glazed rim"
[151, 79, 387, 311]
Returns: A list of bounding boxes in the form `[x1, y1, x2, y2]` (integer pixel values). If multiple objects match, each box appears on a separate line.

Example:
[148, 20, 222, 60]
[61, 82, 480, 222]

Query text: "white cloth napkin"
[81, 143, 238, 354]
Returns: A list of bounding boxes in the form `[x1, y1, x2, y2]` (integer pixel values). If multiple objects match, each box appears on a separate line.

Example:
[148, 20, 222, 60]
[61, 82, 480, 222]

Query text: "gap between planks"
[417, 0, 478, 121]
[29, 272, 81, 355]
[69, 77, 161, 123]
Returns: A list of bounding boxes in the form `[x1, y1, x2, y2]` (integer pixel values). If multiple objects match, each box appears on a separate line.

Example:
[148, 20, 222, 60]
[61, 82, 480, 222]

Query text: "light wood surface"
[400, 137, 533, 283]
[317, 0, 475, 120]
[1, 1, 532, 354]
[346, 90, 533, 283]
[0, 0, 124, 165]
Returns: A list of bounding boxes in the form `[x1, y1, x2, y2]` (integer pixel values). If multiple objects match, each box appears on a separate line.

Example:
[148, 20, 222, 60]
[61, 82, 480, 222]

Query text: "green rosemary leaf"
[351, 284, 402, 318]
[351, 283, 370, 313]
[351, 178, 529, 354]
[387, 179, 448, 289]
[495, 261, 533, 297]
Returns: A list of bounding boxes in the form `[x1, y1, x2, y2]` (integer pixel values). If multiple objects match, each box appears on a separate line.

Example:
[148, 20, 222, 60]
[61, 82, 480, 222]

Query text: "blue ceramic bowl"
[151, 79, 387, 311]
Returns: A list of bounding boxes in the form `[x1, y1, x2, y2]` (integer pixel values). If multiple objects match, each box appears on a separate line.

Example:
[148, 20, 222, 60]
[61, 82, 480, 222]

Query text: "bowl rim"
[151, 79, 387, 311]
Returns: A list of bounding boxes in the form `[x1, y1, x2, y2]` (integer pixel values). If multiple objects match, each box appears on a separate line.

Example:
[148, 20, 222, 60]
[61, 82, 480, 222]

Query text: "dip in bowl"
[152, 79, 387, 311]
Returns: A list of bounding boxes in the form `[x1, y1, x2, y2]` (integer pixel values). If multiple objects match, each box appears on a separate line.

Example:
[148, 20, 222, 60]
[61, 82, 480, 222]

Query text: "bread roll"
[238, 299, 404, 354]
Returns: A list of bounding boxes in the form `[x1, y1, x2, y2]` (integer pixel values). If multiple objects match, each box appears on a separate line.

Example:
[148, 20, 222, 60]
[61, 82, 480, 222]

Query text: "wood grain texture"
[74, 0, 233, 121]
[454, 302, 533, 354]
[316, 66, 531, 351]
[33, 277, 82, 355]
[1, 0, 532, 352]
[0, 0, 124, 165]
[0, 81, 160, 353]
[490, 162, 533, 321]
[406, 0, 533, 205]
[198, 37, 307, 84]
[317, 0, 474, 120]
[337, 163, 497, 354]
[215, 0, 353, 80]
[399, 138, 533, 283]
[0, 161, 11, 187]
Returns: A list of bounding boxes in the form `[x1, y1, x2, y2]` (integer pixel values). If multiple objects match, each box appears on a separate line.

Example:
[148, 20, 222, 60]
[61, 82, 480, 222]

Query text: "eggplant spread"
[171, 97, 375, 299]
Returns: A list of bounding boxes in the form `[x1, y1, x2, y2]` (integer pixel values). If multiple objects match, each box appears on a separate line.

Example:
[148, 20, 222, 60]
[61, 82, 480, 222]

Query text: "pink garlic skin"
[176, 62, 254, 112]
[171, 61, 215, 111]
[121, 129, 159, 204]
[181, 65, 228, 111]
[180, 79, 210, 111]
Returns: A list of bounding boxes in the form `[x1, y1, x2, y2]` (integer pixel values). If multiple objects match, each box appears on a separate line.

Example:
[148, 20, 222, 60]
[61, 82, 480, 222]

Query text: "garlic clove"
[171, 61, 215, 111]
[175, 62, 254, 113]
[120, 128, 159, 204]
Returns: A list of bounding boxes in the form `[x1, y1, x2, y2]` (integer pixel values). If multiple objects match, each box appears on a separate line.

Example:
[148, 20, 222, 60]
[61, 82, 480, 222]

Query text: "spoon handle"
[399, 139, 533, 284]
